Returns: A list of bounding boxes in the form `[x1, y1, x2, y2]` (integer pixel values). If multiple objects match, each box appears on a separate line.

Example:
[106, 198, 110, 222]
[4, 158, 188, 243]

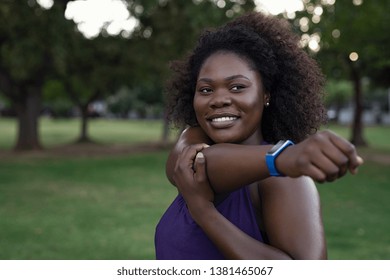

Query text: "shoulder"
[258, 176, 321, 219]
[257, 176, 326, 259]
[259, 176, 319, 203]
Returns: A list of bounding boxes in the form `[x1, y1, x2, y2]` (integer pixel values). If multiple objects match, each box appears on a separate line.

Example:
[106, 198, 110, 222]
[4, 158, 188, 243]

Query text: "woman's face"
[193, 51, 268, 144]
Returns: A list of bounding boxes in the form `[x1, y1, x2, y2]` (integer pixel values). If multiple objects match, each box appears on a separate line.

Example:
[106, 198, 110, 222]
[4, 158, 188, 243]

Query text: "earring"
[265, 102, 270, 107]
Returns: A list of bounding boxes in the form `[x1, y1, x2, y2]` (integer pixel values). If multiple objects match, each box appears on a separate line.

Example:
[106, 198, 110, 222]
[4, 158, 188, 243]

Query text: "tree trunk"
[76, 105, 92, 143]
[14, 87, 42, 151]
[349, 62, 367, 146]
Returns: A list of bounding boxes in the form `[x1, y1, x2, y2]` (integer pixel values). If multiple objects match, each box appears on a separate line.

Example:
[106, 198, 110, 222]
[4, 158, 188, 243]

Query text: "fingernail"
[196, 152, 204, 159]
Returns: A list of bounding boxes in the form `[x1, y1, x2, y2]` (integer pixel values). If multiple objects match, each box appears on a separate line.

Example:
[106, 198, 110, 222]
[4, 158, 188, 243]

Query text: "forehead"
[198, 51, 259, 79]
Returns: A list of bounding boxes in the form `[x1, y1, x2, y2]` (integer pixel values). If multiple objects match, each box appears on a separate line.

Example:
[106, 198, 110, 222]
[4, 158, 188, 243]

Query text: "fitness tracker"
[265, 140, 294, 176]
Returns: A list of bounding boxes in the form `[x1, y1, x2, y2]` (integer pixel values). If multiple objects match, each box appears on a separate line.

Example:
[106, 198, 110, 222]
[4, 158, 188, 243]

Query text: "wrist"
[265, 140, 294, 176]
[187, 201, 216, 225]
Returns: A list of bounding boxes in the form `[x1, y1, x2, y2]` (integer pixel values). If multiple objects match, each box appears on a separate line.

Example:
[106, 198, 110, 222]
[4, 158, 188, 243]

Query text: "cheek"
[193, 94, 207, 109]
[244, 96, 264, 125]
[193, 96, 204, 121]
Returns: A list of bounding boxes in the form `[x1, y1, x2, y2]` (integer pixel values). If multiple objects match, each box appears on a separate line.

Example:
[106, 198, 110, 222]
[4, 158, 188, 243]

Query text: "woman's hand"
[277, 130, 364, 183]
[172, 144, 214, 221]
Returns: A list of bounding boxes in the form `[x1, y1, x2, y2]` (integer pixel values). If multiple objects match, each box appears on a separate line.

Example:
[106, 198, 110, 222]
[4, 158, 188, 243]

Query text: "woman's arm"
[167, 127, 363, 193]
[258, 176, 326, 259]
[175, 148, 325, 259]
[166, 127, 273, 192]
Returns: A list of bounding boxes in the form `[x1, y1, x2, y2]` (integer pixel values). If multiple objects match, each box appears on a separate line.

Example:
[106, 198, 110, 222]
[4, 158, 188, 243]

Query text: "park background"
[0, 0, 389, 259]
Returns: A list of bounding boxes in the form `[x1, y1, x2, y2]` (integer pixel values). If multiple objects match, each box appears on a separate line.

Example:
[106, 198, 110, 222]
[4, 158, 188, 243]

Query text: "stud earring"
[265, 102, 270, 107]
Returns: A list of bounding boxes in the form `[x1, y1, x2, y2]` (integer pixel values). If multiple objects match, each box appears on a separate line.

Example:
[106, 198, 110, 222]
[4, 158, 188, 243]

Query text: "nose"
[209, 90, 232, 108]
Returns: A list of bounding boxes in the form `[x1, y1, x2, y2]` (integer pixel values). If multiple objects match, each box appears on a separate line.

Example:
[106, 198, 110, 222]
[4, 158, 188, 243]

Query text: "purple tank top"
[155, 186, 264, 259]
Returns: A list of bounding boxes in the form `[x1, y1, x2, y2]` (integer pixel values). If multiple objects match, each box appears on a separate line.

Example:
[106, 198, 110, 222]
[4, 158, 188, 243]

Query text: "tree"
[60, 33, 129, 143]
[295, 0, 390, 146]
[0, 0, 136, 146]
[0, 0, 72, 150]
[324, 79, 353, 122]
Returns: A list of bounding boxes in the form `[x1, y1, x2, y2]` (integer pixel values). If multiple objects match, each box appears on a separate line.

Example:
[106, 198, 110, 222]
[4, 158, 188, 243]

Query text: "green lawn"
[0, 117, 175, 149]
[0, 151, 176, 259]
[0, 118, 389, 259]
[319, 161, 390, 259]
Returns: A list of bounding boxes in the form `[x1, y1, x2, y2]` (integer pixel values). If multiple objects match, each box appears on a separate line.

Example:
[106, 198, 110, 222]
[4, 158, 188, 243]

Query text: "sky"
[37, 0, 305, 39]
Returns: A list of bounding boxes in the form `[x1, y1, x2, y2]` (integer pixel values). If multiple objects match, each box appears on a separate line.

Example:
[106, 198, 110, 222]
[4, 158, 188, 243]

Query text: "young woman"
[155, 12, 363, 260]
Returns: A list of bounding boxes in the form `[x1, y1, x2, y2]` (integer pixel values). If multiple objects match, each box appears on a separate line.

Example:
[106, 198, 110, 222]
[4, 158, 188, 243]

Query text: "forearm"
[166, 127, 272, 193]
[167, 127, 363, 193]
[202, 144, 272, 193]
[191, 202, 292, 260]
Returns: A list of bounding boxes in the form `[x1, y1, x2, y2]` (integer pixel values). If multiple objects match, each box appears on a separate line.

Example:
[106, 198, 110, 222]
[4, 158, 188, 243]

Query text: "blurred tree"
[0, 0, 72, 150]
[42, 79, 73, 117]
[295, 0, 390, 146]
[324, 79, 353, 122]
[60, 33, 130, 143]
[0, 0, 137, 145]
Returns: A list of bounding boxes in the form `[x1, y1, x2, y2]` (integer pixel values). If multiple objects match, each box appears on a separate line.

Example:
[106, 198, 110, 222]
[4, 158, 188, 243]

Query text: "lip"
[206, 113, 240, 129]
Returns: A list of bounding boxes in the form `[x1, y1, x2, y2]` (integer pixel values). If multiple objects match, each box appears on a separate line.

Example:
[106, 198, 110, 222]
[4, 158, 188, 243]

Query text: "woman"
[155, 12, 363, 260]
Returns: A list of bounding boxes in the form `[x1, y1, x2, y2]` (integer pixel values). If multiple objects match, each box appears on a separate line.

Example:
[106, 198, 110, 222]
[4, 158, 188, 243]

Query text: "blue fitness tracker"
[265, 140, 294, 176]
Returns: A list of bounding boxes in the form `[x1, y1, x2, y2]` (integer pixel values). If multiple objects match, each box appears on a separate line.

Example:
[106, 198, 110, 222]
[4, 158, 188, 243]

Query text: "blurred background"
[0, 0, 389, 259]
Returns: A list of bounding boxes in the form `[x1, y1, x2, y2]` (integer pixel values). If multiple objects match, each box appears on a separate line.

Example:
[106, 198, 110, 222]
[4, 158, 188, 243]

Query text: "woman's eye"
[231, 85, 245, 92]
[199, 88, 212, 94]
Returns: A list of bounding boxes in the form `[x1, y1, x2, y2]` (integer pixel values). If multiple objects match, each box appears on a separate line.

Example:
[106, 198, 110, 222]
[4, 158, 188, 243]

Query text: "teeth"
[211, 116, 237, 122]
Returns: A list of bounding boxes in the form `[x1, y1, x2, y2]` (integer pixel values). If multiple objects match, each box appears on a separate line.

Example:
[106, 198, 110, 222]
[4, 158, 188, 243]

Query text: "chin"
[209, 134, 243, 144]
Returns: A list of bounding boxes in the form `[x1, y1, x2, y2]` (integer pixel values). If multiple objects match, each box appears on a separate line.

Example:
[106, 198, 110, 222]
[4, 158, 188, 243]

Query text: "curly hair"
[165, 12, 327, 144]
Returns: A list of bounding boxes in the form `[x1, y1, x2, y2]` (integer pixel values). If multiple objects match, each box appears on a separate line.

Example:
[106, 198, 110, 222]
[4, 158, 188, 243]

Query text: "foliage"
[42, 79, 73, 117]
[0, 0, 72, 149]
[324, 79, 353, 108]
[294, 0, 389, 145]
[296, 0, 389, 85]
[0, 0, 256, 150]
[106, 86, 164, 119]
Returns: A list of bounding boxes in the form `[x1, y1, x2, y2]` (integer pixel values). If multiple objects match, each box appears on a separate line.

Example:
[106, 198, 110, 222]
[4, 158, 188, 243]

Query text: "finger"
[181, 144, 210, 171]
[328, 131, 362, 172]
[178, 144, 205, 169]
[194, 152, 207, 182]
[350, 156, 364, 174]
[304, 164, 327, 183]
[180, 144, 210, 161]
[320, 145, 349, 178]
[310, 154, 341, 182]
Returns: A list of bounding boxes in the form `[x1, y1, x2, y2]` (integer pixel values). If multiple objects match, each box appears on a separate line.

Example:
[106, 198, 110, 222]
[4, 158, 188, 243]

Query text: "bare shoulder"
[259, 176, 319, 202]
[258, 176, 321, 221]
[258, 176, 326, 259]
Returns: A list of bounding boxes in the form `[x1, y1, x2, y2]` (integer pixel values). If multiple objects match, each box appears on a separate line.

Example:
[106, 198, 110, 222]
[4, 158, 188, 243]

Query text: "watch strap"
[265, 140, 294, 176]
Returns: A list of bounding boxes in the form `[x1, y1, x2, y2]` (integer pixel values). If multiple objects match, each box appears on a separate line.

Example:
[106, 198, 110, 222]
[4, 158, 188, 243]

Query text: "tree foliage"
[0, 0, 257, 150]
[0, 0, 71, 150]
[295, 0, 390, 145]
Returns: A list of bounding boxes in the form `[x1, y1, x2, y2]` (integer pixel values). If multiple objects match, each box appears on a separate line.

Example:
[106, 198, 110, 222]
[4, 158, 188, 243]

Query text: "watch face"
[268, 140, 285, 154]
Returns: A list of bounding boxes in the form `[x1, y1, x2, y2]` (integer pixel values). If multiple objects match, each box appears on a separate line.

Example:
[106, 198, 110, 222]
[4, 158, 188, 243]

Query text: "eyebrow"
[197, 74, 251, 83]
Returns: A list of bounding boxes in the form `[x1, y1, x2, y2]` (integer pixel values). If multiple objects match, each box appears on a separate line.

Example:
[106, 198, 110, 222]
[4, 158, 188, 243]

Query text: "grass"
[319, 161, 390, 259]
[0, 151, 176, 259]
[0, 118, 389, 259]
[0, 117, 175, 149]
